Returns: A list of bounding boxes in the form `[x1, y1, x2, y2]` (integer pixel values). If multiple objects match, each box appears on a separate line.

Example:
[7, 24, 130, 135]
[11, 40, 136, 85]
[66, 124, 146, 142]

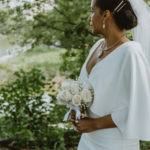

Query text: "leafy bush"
[140, 141, 150, 150]
[0, 68, 44, 148]
[0, 69, 80, 149]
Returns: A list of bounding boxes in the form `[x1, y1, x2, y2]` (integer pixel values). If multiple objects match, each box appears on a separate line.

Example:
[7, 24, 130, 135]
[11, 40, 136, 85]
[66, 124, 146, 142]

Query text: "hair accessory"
[113, 0, 127, 14]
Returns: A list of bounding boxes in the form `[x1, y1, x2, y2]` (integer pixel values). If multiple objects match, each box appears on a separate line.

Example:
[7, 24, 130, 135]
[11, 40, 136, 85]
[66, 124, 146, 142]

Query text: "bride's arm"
[76, 114, 117, 133]
[94, 114, 117, 130]
[70, 111, 117, 133]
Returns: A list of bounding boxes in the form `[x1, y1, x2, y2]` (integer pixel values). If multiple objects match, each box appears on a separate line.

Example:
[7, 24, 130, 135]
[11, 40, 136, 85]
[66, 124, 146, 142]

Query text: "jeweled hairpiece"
[112, 0, 127, 14]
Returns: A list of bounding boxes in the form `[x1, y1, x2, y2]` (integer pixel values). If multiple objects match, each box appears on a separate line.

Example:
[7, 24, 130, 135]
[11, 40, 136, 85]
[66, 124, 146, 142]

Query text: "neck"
[103, 29, 129, 48]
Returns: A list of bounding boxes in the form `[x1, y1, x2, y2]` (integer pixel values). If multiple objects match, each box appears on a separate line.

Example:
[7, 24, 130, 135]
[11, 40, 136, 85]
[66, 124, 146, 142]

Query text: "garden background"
[0, 0, 150, 149]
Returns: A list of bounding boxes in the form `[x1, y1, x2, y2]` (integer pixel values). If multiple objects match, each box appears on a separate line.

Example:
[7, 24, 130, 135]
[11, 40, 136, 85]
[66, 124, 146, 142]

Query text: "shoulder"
[122, 41, 149, 66]
[125, 41, 143, 53]
[122, 41, 144, 57]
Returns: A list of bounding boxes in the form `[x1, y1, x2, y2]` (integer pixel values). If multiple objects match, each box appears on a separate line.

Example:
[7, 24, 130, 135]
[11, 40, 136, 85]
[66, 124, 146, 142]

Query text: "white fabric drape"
[111, 42, 150, 140]
[129, 0, 150, 66]
[81, 40, 150, 141]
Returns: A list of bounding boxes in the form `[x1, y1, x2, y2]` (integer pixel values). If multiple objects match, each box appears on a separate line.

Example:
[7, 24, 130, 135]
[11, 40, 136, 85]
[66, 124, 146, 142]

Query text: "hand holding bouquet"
[56, 79, 94, 121]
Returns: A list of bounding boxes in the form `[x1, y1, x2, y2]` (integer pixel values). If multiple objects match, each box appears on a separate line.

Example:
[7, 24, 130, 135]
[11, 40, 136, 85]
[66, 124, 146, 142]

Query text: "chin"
[92, 29, 102, 36]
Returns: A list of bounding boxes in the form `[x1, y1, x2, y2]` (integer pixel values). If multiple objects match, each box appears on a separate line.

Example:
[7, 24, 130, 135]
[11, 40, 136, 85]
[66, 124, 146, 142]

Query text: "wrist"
[93, 117, 103, 130]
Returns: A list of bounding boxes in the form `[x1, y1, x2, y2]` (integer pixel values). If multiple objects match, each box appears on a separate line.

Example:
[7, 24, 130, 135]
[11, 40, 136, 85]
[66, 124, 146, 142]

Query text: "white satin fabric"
[77, 39, 150, 149]
[78, 109, 140, 150]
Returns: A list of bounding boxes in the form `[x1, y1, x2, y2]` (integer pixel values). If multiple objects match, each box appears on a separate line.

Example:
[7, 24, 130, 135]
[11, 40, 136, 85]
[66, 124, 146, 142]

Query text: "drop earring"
[102, 23, 106, 29]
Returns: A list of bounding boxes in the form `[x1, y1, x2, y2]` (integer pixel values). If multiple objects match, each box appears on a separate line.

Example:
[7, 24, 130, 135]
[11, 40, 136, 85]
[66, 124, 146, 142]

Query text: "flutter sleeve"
[111, 43, 150, 141]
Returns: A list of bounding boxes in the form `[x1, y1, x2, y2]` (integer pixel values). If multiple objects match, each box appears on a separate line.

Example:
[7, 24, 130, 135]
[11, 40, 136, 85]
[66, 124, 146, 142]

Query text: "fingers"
[69, 110, 83, 134]
[76, 126, 82, 134]
[69, 119, 82, 134]
[69, 118, 77, 127]
[71, 110, 76, 120]
[71, 110, 76, 115]
[69, 118, 75, 122]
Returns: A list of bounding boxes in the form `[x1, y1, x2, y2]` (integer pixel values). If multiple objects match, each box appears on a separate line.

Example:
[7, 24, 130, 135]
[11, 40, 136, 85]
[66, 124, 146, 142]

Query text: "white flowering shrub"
[0, 69, 61, 149]
[0, 70, 81, 149]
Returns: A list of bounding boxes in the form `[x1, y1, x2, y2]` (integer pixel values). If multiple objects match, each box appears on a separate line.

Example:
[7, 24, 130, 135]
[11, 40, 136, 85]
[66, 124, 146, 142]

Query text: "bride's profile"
[69, 0, 150, 149]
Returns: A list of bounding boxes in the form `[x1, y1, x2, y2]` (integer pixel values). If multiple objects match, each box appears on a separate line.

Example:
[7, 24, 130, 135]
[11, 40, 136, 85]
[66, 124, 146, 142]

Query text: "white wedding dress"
[77, 39, 150, 150]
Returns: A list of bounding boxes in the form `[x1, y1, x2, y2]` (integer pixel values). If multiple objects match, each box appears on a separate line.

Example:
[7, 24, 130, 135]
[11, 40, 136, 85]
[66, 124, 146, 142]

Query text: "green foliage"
[1, 0, 147, 79]
[0, 0, 100, 79]
[0, 0, 150, 79]
[64, 129, 81, 149]
[0, 46, 64, 82]
[0, 68, 46, 148]
[44, 76, 70, 124]
[15, 0, 99, 78]
[0, 68, 80, 149]
[140, 141, 150, 150]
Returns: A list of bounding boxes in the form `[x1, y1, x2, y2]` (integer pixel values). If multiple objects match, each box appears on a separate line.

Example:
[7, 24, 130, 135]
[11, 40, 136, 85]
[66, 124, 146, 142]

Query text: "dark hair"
[95, 0, 138, 30]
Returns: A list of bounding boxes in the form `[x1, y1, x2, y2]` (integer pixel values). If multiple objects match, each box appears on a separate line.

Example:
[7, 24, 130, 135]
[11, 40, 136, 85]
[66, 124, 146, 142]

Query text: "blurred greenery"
[0, 0, 149, 78]
[0, 46, 64, 82]
[0, 0, 100, 79]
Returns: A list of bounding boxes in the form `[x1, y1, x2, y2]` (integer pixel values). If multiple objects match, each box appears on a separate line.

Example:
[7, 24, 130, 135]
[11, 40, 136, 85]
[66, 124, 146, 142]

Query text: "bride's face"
[89, 0, 104, 35]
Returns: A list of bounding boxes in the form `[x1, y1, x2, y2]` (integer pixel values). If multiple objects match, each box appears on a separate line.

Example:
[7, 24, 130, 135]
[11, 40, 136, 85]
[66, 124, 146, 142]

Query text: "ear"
[102, 10, 111, 21]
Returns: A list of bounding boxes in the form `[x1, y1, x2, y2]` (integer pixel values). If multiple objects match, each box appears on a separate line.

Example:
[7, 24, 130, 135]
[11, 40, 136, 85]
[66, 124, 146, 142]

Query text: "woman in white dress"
[70, 0, 150, 149]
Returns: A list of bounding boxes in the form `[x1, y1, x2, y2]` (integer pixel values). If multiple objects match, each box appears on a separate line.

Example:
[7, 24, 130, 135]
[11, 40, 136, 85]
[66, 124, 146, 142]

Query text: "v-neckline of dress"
[86, 40, 133, 78]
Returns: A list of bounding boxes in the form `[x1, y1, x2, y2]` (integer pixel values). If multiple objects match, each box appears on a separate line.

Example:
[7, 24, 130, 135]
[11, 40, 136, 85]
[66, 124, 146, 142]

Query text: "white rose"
[72, 95, 81, 106]
[70, 81, 80, 95]
[81, 89, 92, 103]
[57, 91, 65, 104]
[56, 92, 63, 101]
[61, 79, 73, 90]
[81, 81, 92, 90]
[57, 90, 72, 105]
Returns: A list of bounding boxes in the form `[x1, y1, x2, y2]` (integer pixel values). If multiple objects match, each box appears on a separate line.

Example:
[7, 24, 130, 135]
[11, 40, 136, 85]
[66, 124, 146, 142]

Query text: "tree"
[0, 0, 100, 78]
[0, 0, 149, 78]
[19, 0, 100, 78]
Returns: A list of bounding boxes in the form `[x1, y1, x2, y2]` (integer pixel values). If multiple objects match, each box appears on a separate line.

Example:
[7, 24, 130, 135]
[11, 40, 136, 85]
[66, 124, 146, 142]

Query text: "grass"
[0, 45, 65, 82]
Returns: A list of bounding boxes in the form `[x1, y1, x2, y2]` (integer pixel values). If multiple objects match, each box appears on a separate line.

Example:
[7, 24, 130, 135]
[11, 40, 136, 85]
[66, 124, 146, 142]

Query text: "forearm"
[94, 114, 117, 130]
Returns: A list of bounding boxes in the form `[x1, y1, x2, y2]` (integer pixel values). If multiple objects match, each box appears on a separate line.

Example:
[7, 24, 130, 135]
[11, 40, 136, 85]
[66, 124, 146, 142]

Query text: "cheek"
[92, 14, 102, 28]
[91, 14, 103, 35]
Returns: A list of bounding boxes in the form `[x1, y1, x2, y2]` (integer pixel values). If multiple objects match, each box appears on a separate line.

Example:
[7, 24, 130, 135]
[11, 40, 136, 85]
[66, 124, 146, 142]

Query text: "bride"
[70, 0, 150, 149]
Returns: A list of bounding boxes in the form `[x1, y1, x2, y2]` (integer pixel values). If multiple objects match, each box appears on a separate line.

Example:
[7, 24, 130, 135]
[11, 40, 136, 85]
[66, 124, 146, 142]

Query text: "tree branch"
[53, 6, 76, 25]
[52, 20, 76, 26]
[49, 26, 64, 32]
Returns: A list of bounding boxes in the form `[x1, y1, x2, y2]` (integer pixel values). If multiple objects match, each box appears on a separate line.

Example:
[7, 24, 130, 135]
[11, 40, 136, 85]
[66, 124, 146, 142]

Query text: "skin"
[70, 0, 130, 133]
[70, 110, 116, 133]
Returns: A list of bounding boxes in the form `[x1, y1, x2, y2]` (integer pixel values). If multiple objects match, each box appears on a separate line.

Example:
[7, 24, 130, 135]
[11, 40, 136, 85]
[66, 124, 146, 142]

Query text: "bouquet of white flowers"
[56, 79, 94, 121]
